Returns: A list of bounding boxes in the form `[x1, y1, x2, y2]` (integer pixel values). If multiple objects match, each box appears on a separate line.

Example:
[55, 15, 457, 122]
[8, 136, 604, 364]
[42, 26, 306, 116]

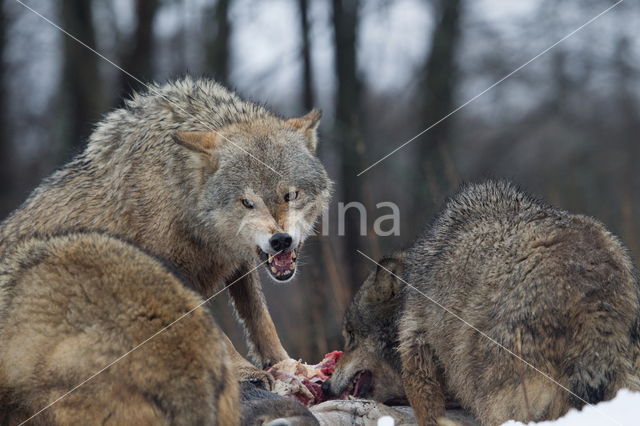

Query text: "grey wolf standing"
[326, 181, 640, 425]
[0, 232, 239, 425]
[0, 77, 332, 383]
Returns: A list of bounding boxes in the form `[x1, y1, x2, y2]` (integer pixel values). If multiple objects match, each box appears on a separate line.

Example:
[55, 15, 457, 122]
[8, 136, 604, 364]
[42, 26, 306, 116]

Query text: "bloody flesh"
[266, 351, 343, 406]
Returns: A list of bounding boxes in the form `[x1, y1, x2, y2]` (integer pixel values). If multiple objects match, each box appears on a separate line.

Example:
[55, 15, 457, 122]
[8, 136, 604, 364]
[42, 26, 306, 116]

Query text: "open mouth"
[345, 370, 373, 398]
[257, 248, 298, 281]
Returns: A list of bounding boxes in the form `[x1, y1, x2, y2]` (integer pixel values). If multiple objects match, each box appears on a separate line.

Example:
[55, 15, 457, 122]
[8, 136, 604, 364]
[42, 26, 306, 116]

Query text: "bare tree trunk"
[416, 0, 461, 213]
[332, 0, 365, 290]
[0, 0, 11, 217]
[60, 0, 104, 154]
[206, 0, 232, 85]
[119, 0, 158, 100]
[296, 0, 348, 358]
[612, 37, 640, 263]
[298, 0, 313, 111]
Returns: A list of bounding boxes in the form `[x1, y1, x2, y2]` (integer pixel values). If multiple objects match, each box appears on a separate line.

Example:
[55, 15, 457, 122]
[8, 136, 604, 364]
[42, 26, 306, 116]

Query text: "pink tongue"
[274, 252, 292, 267]
[353, 371, 371, 397]
[353, 376, 362, 396]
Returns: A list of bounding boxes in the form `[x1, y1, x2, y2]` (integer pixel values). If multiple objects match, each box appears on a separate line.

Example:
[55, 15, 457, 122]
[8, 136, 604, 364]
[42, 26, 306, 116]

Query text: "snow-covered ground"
[310, 390, 640, 425]
[503, 389, 640, 426]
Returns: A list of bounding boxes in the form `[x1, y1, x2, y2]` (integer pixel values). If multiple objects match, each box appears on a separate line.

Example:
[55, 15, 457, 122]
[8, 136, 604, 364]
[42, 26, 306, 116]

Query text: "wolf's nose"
[270, 233, 292, 251]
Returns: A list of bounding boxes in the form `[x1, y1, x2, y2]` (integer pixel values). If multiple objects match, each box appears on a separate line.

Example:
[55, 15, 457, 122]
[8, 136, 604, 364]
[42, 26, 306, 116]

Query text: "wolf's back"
[0, 232, 239, 425]
[406, 180, 640, 416]
[0, 77, 274, 255]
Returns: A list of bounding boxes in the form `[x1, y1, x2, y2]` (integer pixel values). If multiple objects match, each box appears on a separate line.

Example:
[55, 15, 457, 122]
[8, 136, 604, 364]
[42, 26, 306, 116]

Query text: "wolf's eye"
[344, 326, 355, 347]
[345, 331, 355, 349]
[241, 199, 255, 209]
[284, 191, 299, 202]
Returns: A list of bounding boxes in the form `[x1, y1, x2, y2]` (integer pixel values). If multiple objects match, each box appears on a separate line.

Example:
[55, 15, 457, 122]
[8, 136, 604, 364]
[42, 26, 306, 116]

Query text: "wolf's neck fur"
[0, 78, 272, 293]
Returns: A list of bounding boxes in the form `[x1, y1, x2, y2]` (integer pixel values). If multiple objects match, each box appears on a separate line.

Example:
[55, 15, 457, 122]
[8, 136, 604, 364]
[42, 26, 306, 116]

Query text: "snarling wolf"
[0, 232, 239, 425]
[326, 181, 640, 425]
[0, 77, 332, 381]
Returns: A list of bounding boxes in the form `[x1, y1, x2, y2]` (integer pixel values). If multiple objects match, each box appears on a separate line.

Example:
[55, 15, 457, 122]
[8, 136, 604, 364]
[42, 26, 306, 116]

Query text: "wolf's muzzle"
[269, 233, 293, 251]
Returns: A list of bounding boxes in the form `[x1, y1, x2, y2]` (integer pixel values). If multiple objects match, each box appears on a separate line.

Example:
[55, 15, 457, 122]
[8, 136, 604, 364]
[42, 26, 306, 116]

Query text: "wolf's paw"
[262, 359, 276, 369]
[258, 350, 290, 369]
[261, 357, 287, 370]
[237, 365, 275, 391]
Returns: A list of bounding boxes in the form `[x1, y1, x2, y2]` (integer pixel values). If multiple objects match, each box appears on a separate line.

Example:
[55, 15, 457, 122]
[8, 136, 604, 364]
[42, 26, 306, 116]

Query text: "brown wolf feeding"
[0, 232, 238, 425]
[325, 180, 640, 425]
[0, 77, 332, 383]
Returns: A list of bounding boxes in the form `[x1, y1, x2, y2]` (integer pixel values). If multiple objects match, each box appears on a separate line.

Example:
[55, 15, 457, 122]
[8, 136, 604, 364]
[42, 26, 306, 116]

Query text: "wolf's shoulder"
[408, 180, 561, 259]
[122, 77, 273, 125]
[84, 77, 276, 158]
[0, 231, 187, 318]
[445, 180, 549, 219]
[1, 231, 179, 274]
[412, 180, 627, 269]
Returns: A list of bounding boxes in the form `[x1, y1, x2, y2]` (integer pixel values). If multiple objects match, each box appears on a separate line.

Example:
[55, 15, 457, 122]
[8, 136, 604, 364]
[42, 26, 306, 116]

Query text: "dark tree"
[205, 0, 232, 85]
[296, 0, 346, 356]
[416, 0, 462, 210]
[119, 0, 158, 99]
[298, 0, 313, 111]
[612, 36, 640, 259]
[0, 0, 10, 216]
[59, 0, 104, 154]
[332, 0, 365, 288]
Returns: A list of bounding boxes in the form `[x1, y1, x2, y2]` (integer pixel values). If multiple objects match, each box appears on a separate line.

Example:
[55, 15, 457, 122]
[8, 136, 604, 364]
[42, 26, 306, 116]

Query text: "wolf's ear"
[172, 131, 221, 156]
[365, 254, 405, 304]
[286, 109, 322, 153]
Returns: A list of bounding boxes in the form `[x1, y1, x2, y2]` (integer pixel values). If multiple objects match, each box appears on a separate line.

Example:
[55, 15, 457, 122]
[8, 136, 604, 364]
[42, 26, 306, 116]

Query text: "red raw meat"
[266, 351, 344, 406]
[317, 350, 343, 377]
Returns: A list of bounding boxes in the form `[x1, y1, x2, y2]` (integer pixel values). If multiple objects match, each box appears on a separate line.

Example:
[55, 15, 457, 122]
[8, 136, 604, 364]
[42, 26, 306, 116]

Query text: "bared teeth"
[289, 262, 296, 271]
[268, 254, 274, 263]
[271, 266, 277, 273]
[292, 251, 297, 260]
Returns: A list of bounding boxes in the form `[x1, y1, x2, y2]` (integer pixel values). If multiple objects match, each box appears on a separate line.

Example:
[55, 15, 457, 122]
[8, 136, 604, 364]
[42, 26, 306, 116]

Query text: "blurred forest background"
[1, 0, 639, 361]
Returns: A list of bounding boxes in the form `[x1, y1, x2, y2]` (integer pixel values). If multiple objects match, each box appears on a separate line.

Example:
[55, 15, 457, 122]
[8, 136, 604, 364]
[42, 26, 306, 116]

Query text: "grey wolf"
[0, 232, 238, 425]
[326, 180, 640, 425]
[0, 77, 332, 381]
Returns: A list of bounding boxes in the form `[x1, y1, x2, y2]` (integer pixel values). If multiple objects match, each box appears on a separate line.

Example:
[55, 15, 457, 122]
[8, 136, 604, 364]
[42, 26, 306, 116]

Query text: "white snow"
[377, 416, 395, 426]
[503, 389, 640, 426]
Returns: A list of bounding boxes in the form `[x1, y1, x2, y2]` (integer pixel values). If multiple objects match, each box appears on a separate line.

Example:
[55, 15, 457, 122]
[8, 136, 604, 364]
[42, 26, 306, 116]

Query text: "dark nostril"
[269, 233, 293, 251]
[321, 380, 331, 395]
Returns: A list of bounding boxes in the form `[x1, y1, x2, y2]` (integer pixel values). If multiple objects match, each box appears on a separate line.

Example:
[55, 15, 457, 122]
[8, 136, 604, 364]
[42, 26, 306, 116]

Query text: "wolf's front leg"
[399, 336, 446, 425]
[229, 269, 289, 367]
[222, 333, 275, 391]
